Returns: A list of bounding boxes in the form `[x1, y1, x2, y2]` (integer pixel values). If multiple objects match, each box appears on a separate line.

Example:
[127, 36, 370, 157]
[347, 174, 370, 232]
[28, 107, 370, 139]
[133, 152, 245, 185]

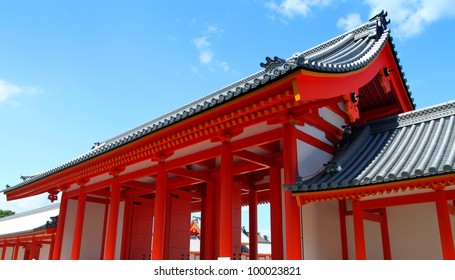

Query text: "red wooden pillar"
[13, 238, 20, 260]
[120, 193, 133, 260]
[71, 188, 87, 260]
[249, 187, 258, 260]
[352, 200, 366, 260]
[200, 190, 207, 260]
[219, 140, 233, 258]
[52, 192, 68, 260]
[269, 166, 284, 260]
[1, 242, 6, 260]
[282, 122, 302, 260]
[379, 208, 391, 260]
[48, 236, 55, 260]
[152, 161, 168, 260]
[434, 190, 455, 260]
[104, 180, 121, 260]
[338, 200, 349, 260]
[203, 180, 216, 259]
[29, 237, 36, 260]
[99, 202, 109, 259]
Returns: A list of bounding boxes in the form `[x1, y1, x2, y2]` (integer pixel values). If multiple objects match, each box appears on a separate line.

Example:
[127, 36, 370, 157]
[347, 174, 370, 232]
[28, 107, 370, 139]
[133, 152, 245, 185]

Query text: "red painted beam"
[168, 167, 209, 182]
[295, 128, 336, 155]
[360, 191, 435, 210]
[362, 211, 384, 223]
[233, 150, 279, 168]
[301, 112, 344, 142]
[360, 104, 401, 123]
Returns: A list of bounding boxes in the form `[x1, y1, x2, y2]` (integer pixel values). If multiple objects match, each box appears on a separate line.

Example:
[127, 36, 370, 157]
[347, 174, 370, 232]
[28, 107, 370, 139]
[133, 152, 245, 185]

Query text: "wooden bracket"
[343, 92, 360, 122]
[379, 67, 392, 94]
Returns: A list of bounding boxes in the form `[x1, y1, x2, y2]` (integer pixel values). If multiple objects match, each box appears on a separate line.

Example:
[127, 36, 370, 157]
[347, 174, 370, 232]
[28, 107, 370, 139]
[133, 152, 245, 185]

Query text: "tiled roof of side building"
[4, 11, 412, 193]
[289, 100, 455, 193]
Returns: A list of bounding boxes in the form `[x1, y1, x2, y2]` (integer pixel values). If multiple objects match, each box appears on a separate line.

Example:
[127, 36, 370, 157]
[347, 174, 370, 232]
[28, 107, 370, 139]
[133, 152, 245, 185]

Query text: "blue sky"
[1, 1, 454, 237]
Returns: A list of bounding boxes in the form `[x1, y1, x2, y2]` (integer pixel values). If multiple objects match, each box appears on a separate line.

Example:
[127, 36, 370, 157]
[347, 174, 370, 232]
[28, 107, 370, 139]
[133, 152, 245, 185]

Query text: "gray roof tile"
[290, 101, 455, 193]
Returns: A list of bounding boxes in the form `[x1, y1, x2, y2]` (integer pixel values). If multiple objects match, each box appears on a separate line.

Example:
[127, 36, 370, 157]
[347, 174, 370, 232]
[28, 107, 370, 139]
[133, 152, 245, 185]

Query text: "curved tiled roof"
[4, 12, 411, 193]
[290, 101, 455, 193]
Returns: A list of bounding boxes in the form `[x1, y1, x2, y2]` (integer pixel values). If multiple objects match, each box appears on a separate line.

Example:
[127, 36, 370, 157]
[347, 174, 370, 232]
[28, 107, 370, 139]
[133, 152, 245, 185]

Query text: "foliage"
[0, 209, 15, 218]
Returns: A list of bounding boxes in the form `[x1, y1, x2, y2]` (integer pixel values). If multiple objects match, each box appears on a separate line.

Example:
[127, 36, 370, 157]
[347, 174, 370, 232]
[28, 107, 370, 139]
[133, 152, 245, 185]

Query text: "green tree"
[0, 209, 15, 218]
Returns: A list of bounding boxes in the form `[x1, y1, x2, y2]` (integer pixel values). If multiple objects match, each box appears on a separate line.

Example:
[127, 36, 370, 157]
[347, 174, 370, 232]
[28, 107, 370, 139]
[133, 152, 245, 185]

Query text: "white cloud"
[193, 36, 214, 64]
[193, 36, 210, 50]
[218, 62, 230, 72]
[365, 0, 455, 39]
[207, 24, 222, 34]
[199, 49, 214, 64]
[266, 0, 332, 18]
[337, 13, 363, 31]
[192, 25, 231, 72]
[0, 78, 22, 103]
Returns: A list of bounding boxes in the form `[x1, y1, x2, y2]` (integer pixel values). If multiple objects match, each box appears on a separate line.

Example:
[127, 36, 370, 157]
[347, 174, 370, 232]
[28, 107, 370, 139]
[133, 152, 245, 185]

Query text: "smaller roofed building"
[0, 204, 59, 260]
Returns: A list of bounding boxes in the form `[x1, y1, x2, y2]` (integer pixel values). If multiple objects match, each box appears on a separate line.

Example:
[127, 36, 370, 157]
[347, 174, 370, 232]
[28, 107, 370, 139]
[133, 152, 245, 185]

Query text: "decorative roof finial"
[260, 56, 286, 72]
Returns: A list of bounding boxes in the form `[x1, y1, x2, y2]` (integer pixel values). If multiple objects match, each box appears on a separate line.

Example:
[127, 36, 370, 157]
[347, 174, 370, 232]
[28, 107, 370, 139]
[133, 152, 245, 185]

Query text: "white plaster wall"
[296, 140, 333, 178]
[2, 247, 13, 260]
[79, 201, 106, 260]
[318, 105, 347, 130]
[60, 198, 77, 260]
[346, 203, 443, 260]
[17, 247, 24, 260]
[301, 197, 455, 260]
[387, 203, 444, 259]
[301, 200, 343, 260]
[61, 199, 105, 260]
[39, 244, 50, 260]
